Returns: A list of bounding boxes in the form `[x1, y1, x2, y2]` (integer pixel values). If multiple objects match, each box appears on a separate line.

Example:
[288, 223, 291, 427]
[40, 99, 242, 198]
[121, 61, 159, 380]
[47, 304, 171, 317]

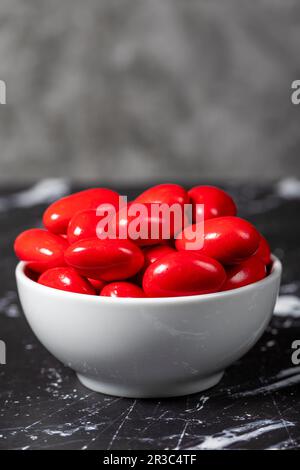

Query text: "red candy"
[143, 251, 226, 297]
[176, 216, 260, 265]
[143, 245, 176, 269]
[255, 235, 271, 265]
[38, 267, 96, 295]
[16, 184, 273, 297]
[14, 228, 68, 273]
[65, 238, 144, 281]
[222, 256, 267, 291]
[100, 282, 145, 298]
[136, 245, 176, 285]
[188, 185, 237, 222]
[115, 203, 186, 246]
[43, 188, 121, 234]
[67, 210, 102, 244]
[87, 278, 106, 291]
[135, 183, 189, 207]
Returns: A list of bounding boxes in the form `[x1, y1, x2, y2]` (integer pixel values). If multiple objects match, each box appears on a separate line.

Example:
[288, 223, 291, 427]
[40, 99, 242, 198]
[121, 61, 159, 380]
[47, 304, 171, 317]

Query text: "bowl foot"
[76, 371, 224, 398]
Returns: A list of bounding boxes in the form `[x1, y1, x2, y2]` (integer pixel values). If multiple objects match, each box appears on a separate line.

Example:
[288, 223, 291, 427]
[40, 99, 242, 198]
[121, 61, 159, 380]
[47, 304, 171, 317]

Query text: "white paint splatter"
[0, 179, 70, 211]
[186, 419, 294, 450]
[274, 295, 300, 318]
[276, 177, 300, 199]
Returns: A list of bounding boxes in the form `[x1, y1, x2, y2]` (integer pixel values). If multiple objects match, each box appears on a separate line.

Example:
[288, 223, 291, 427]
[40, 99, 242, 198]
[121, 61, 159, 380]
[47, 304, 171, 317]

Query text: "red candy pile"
[14, 184, 272, 298]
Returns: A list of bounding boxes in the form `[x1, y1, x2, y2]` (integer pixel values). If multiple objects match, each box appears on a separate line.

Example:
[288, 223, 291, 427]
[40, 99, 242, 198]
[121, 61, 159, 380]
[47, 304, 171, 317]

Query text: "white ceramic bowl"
[16, 257, 282, 398]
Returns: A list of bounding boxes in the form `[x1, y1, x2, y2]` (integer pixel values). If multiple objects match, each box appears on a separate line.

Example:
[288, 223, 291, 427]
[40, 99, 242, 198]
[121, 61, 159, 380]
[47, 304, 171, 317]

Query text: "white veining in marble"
[276, 365, 300, 379]
[186, 419, 294, 450]
[274, 295, 300, 318]
[233, 366, 300, 397]
[0, 179, 70, 211]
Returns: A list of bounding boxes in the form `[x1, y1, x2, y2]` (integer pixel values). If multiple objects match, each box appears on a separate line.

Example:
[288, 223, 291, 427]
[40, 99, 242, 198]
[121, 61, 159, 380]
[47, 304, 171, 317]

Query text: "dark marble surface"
[0, 180, 300, 450]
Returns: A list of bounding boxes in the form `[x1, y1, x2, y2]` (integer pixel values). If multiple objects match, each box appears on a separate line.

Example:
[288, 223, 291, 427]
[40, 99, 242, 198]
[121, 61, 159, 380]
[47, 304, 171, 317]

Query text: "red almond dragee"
[87, 278, 106, 291]
[15, 184, 273, 297]
[143, 251, 226, 297]
[100, 282, 145, 298]
[135, 183, 189, 207]
[176, 216, 260, 265]
[114, 203, 186, 246]
[14, 228, 68, 273]
[188, 185, 237, 222]
[67, 210, 103, 244]
[136, 244, 176, 285]
[65, 238, 145, 281]
[254, 234, 272, 266]
[222, 255, 267, 291]
[143, 245, 176, 269]
[43, 188, 121, 234]
[38, 267, 96, 295]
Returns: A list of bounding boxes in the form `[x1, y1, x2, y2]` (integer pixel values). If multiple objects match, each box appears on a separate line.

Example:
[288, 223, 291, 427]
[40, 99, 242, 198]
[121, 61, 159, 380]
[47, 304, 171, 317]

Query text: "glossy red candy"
[188, 185, 237, 222]
[65, 238, 144, 281]
[136, 245, 176, 285]
[100, 282, 145, 298]
[176, 216, 260, 264]
[87, 278, 106, 291]
[38, 267, 96, 295]
[135, 183, 189, 207]
[222, 256, 267, 291]
[114, 203, 186, 246]
[43, 188, 121, 234]
[143, 251, 226, 297]
[67, 210, 103, 244]
[143, 245, 176, 269]
[254, 235, 271, 265]
[14, 228, 68, 273]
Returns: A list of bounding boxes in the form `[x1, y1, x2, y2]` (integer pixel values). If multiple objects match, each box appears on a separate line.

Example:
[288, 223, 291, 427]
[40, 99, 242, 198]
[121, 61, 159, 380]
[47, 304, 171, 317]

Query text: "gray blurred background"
[0, 0, 300, 184]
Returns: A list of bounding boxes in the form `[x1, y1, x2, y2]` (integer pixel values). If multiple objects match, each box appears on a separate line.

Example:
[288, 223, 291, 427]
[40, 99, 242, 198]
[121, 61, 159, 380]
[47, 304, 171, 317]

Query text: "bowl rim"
[16, 255, 282, 305]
